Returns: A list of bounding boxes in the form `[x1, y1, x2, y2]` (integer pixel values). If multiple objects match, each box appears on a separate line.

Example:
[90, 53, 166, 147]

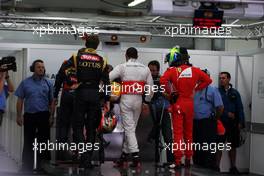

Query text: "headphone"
[30, 59, 44, 72]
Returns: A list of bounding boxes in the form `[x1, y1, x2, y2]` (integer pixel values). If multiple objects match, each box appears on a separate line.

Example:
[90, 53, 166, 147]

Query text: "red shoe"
[113, 160, 128, 168]
[130, 153, 141, 169]
[113, 152, 129, 168]
[130, 160, 141, 168]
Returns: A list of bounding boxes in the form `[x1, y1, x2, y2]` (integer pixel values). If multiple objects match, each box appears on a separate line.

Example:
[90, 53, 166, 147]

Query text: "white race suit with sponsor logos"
[109, 58, 153, 153]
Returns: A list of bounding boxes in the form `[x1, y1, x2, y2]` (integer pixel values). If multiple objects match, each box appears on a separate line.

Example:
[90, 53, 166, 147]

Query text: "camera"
[0, 56, 17, 72]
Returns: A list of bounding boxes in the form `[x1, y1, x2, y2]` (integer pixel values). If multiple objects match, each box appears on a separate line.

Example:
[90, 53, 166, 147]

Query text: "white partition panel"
[236, 56, 253, 172]
[250, 53, 264, 175]
[28, 48, 77, 78]
[237, 56, 253, 123]
[190, 55, 220, 86]
[250, 134, 264, 175]
[0, 49, 26, 166]
[251, 54, 264, 124]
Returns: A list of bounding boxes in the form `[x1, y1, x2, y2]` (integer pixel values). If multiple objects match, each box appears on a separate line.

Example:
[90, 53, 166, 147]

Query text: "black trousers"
[56, 91, 74, 143]
[22, 111, 50, 170]
[193, 118, 217, 168]
[0, 110, 4, 126]
[149, 102, 174, 163]
[72, 88, 101, 162]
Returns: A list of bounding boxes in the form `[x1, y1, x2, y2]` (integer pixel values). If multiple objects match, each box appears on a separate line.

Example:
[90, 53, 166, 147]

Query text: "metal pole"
[33, 138, 37, 171]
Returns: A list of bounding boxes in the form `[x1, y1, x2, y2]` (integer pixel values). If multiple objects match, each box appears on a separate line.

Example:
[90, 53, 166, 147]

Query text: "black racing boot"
[168, 163, 182, 170]
[79, 153, 94, 169]
[184, 159, 191, 168]
[229, 167, 240, 175]
[130, 152, 141, 168]
[113, 152, 129, 168]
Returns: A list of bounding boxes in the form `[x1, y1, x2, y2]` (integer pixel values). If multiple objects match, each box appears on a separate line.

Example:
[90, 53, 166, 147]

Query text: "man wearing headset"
[160, 46, 212, 169]
[15, 59, 54, 172]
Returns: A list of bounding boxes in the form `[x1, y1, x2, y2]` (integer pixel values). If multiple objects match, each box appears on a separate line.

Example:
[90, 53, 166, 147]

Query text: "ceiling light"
[128, 0, 146, 7]
[140, 36, 147, 43]
[111, 35, 118, 41]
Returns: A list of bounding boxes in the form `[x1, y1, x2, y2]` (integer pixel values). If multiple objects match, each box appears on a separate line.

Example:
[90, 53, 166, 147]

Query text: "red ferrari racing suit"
[160, 64, 212, 165]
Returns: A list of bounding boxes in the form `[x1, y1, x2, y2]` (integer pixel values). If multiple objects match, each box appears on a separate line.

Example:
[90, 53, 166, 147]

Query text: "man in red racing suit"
[160, 46, 212, 169]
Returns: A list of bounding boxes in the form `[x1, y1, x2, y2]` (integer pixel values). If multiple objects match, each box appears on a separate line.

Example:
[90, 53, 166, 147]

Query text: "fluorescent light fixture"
[128, 0, 146, 7]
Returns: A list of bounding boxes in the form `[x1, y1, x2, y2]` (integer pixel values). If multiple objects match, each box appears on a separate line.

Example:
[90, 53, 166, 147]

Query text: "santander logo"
[80, 55, 100, 61]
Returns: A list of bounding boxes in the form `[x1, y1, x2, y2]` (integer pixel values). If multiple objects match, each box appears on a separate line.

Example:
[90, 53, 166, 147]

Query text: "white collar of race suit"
[127, 58, 137, 62]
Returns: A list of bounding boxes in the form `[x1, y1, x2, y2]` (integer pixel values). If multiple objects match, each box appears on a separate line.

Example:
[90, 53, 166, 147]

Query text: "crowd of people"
[0, 34, 246, 175]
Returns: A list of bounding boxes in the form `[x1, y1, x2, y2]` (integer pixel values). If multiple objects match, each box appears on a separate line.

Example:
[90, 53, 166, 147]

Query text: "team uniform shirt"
[194, 85, 223, 120]
[15, 76, 53, 113]
[218, 85, 245, 127]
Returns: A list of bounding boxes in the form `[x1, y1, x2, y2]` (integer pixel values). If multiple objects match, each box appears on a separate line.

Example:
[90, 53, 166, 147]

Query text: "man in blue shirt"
[193, 69, 224, 170]
[15, 59, 54, 172]
[147, 60, 174, 167]
[217, 71, 245, 175]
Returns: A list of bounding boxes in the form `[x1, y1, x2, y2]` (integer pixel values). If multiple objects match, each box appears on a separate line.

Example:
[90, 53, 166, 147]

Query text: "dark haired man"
[15, 59, 54, 172]
[64, 35, 110, 169]
[53, 60, 76, 161]
[110, 47, 153, 168]
[217, 71, 245, 174]
[147, 60, 174, 166]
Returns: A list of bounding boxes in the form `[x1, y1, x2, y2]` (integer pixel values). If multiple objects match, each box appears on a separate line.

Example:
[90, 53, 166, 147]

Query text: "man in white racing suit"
[109, 47, 153, 168]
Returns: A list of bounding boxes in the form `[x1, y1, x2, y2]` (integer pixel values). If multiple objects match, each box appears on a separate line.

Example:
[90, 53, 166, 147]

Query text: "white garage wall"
[250, 134, 264, 175]
[0, 49, 26, 165]
[251, 54, 264, 124]
[28, 48, 78, 78]
[237, 56, 253, 123]
[190, 55, 220, 86]
[226, 40, 259, 52]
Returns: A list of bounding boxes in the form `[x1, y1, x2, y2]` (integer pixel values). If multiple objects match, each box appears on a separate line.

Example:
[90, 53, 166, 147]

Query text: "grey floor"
[0, 145, 263, 176]
[0, 146, 19, 175]
[42, 161, 262, 176]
